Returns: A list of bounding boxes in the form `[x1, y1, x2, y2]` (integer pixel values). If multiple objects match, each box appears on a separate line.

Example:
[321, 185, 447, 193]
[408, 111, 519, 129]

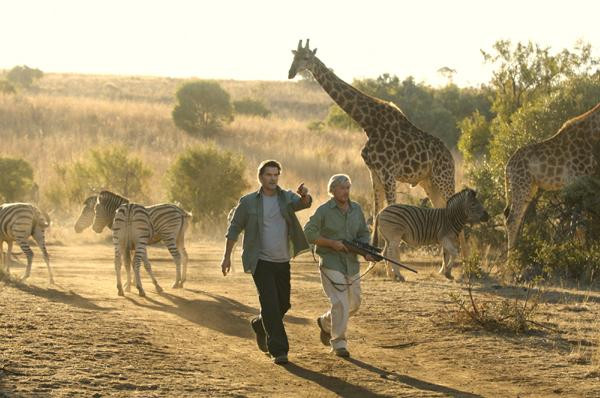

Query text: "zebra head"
[447, 188, 490, 224]
[74, 195, 98, 233]
[92, 191, 129, 233]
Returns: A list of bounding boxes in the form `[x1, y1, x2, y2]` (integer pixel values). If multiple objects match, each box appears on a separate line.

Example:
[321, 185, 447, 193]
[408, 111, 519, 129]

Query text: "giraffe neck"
[307, 57, 377, 128]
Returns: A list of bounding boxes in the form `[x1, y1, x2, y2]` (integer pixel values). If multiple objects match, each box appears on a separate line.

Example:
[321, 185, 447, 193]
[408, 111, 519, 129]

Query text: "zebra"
[112, 203, 162, 297]
[372, 188, 489, 281]
[74, 191, 192, 288]
[0, 203, 53, 283]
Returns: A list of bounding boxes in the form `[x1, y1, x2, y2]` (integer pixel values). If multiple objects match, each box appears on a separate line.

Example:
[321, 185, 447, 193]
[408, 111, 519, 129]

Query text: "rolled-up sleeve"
[225, 199, 247, 241]
[290, 191, 312, 211]
[303, 208, 323, 244]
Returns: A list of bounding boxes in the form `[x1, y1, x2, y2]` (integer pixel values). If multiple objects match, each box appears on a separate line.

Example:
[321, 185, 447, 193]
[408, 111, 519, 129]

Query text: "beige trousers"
[318, 268, 361, 350]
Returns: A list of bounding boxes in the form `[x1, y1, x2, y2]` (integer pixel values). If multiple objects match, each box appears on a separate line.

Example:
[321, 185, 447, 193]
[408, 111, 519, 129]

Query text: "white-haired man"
[303, 174, 374, 358]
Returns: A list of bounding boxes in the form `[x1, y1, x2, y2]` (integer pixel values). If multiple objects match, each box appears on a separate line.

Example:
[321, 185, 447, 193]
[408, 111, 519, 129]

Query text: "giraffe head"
[288, 39, 317, 79]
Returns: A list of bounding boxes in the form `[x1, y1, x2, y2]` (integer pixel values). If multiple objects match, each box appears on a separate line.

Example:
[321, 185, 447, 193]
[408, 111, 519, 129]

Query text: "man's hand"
[364, 254, 378, 262]
[331, 240, 349, 252]
[220, 257, 231, 276]
[296, 182, 309, 197]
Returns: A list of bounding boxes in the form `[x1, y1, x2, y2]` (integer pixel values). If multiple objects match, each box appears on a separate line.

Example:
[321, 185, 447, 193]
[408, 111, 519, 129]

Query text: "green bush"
[172, 81, 233, 136]
[325, 104, 361, 131]
[0, 157, 35, 202]
[233, 98, 271, 117]
[44, 147, 152, 209]
[6, 65, 43, 88]
[0, 80, 16, 94]
[166, 144, 249, 224]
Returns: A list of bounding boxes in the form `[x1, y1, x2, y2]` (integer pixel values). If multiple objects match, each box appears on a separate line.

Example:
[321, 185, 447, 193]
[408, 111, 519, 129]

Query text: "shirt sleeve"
[303, 207, 323, 244]
[225, 198, 248, 241]
[356, 206, 371, 244]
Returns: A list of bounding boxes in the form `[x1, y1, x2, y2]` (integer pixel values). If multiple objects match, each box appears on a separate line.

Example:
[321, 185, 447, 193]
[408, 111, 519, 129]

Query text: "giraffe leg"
[383, 176, 397, 207]
[32, 229, 53, 284]
[369, 169, 386, 219]
[505, 178, 538, 252]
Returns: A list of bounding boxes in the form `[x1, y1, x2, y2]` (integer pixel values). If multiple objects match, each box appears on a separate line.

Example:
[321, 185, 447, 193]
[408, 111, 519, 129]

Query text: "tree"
[172, 81, 233, 136]
[0, 157, 35, 202]
[166, 144, 249, 223]
[6, 65, 43, 88]
[0, 80, 16, 94]
[44, 147, 152, 208]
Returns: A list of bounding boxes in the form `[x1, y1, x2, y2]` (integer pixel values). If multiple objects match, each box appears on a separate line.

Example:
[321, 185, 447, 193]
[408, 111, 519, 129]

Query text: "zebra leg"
[33, 229, 53, 284]
[142, 251, 163, 294]
[386, 240, 405, 282]
[133, 248, 146, 297]
[164, 239, 183, 288]
[177, 234, 188, 285]
[17, 239, 34, 281]
[439, 237, 458, 280]
[114, 245, 124, 296]
[5, 241, 13, 274]
[123, 248, 132, 292]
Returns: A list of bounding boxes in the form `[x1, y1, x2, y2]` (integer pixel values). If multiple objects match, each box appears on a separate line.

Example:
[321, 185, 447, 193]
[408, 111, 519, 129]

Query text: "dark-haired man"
[221, 160, 312, 365]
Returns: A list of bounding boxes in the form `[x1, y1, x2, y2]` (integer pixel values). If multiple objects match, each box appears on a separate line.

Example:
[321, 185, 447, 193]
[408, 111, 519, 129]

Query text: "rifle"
[342, 239, 418, 274]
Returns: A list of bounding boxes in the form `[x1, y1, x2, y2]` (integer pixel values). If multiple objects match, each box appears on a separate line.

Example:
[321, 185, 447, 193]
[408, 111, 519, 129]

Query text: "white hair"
[327, 174, 351, 196]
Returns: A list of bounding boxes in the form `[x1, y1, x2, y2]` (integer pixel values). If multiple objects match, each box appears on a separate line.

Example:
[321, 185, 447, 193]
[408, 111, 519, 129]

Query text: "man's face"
[259, 166, 280, 191]
[332, 181, 351, 204]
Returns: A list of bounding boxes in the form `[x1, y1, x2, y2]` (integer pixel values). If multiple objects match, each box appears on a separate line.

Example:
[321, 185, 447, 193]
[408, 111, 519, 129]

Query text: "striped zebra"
[112, 203, 162, 297]
[74, 191, 192, 288]
[373, 188, 489, 280]
[0, 203, 53, 283]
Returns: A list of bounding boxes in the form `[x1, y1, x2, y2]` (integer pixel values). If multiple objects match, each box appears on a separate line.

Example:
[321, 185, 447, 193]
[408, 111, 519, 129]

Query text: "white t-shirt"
[259, 194, 290, 262]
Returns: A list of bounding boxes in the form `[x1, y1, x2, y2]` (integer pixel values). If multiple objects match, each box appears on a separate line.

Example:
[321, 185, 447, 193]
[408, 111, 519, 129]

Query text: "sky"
[2, 0, 599, 87]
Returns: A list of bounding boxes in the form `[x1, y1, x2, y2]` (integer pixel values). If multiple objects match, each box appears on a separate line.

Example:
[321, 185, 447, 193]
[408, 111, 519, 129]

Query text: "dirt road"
[1, 242, 599, 397]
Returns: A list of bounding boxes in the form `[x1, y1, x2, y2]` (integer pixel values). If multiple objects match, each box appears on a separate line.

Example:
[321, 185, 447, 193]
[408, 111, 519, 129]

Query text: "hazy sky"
[2, 0, 599, 87]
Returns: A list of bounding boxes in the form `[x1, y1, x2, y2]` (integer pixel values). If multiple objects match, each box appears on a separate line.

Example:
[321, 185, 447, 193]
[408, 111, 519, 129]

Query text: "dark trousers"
[251, 259, 291, 356]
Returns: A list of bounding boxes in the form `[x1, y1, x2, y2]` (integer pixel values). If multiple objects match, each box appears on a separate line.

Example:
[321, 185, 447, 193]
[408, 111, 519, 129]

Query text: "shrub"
[0, 157, 35, 202]
[233, 98, 271, 117]
[172, 81, 233, 136]
[44, 147, 152, 209]
[166, 144, 249, 224]
[6, 65, 43, 88]
[0, 80, 16, 94]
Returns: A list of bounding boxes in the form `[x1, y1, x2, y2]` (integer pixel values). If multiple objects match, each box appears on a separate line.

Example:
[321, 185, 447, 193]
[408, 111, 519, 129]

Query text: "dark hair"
[257, 160, 282, 177]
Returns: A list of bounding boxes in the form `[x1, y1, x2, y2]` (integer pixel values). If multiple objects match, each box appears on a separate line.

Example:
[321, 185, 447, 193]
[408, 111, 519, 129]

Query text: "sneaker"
[250, 317, 268, 353]
[333, 347, 350, 358]
[273, 354, 289, 365]
[316, 318, 331, 346]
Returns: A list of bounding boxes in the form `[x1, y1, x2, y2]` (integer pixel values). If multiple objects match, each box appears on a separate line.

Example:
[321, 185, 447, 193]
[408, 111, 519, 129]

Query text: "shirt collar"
[327, 198, 357, 211]
[255, 186, 282, 197]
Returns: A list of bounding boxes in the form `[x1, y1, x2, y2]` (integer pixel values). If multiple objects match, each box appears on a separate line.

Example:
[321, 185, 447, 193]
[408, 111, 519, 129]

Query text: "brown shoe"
[273, 354, 289, 365]
[316, 318, 331, 346]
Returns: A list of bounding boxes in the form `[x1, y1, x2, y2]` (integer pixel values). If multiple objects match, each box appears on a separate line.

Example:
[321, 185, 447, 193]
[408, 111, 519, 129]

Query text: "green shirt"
[226, 186, 312, 274]
[303, 199, 370, 276]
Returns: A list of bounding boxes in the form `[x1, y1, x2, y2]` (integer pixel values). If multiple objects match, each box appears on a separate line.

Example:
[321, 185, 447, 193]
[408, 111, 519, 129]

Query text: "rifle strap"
[320, 262, 378, 292]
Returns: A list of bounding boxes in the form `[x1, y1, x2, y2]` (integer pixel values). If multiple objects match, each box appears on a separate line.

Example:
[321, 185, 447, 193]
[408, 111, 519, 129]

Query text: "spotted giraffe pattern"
[504, 103, 600, 250]
[288, 40, 455, 216]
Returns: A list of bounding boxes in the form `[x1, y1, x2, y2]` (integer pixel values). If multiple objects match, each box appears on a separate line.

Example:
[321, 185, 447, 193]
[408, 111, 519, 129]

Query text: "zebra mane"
[83, 195, 98, 206]
[446, 188, 476, 208]
[98, 190, 129, 205]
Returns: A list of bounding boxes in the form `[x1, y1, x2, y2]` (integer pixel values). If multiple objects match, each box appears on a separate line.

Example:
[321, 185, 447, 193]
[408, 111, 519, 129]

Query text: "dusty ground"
[1, 241, 599, 397]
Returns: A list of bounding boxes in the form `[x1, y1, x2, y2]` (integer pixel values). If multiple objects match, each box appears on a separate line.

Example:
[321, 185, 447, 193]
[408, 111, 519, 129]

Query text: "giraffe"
[288, 39, 456, 217]
[504, 102, 600, 251]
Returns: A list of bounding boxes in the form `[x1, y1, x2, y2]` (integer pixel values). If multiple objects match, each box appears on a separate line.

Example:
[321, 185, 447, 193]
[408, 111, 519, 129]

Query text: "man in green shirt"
[304, 174, 375, 358]
[221, 160, 312, 365]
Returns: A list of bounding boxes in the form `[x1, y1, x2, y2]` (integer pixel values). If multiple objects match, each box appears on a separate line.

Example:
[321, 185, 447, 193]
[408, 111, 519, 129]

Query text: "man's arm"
[221, 199, 248, 276]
